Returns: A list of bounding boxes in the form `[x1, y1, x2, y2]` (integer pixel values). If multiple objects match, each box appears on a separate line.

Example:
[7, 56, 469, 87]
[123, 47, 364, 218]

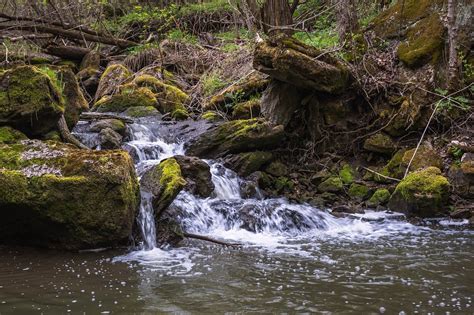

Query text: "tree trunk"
[261, 0, 294, 35]
[334, 0, 359, 44]
[447, 0, 459, 89]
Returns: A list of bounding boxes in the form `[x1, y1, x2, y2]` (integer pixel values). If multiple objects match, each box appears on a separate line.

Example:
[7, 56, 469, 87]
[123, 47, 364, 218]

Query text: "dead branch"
[57, 114, 89, 149]
[183, 232, 242, 247]
[80, 112, 134, 124]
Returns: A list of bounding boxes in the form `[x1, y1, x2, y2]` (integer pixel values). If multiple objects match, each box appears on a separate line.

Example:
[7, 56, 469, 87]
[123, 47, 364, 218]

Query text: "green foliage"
[459, 51, 474, 83]
[126, 42, 160, 55]
[202, 71, 227, 96]
[166, 29, 198, 44]
[435, 88, 470, 112]
[179, 0, 232, 15]
[37, 66, 64, 97]
[293, 30, 338, 50]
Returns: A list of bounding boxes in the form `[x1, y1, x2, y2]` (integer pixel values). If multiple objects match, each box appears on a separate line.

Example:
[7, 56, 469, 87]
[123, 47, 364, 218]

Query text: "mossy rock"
[372, 0, 444, 38]
[0, 66, 64, 137]
[363, 132, 396, 155]
[43, 131, 62, 142]
[232, 98, 261, 120]
[265, 161, 288, 177]
[80, 51, 101, 71]
[94, 86, 157, 113]
[388, 167, 450, 217]
[140, 158, 187, 217]
[0, 126, 27, 144]
[205, 72, 268, 111]
[224, 151, 273, 177]
[132, 75, 189, 115]
[318, 176, 343, 193]
[275, 176, 294, 193]
[57, 67, 89, 129]
[383, 99, 421, 137]
[186, 119, 284, 158]
[201, 111, 221, 122]
[339, 164, 355, 185]
[174, 155, 214, 197]
[124, 106, 160, 118]
[348, 183, 370, 201]
[171, 108, 189, 121]
[90, 119, 126, 136]
[397, 13, 444, 68]
[95, 64, 132, 100]
[367, 188, 391, 208]
[402, 146, 443, 172]
[0, 140, 140, 249]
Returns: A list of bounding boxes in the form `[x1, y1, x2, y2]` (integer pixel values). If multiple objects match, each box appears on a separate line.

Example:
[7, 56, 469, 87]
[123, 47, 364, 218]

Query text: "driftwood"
[183, 232, 242, 247]
[80, 112, 134, 124]
[57, 114, 89, 149]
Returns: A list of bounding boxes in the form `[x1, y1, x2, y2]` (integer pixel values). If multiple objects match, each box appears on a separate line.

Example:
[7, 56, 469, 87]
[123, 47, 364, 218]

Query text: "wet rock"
[0, 66, 64, 137]
[363, 132, 396, 155]
[367, 188, 391, 208]
[0, 140, 140, 249]
[260, 80, 304, 126]
[155, 217, 185, 247]
[450, 208, 472, 220]
[90, 119, 126, 136]
[174, 155, 214, 198]
[99, 127, 123, 150]
[254, 36, 349, 94]
[140, 158, 187, 217]
[224, 151, 273, 177]
[388, 167, 450, 217]
[186, 119, 284, 158]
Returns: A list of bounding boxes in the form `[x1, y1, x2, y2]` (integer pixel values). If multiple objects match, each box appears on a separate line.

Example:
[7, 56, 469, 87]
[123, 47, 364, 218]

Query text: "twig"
[362, 166, 401, 182]
[183, 232, 242, 247]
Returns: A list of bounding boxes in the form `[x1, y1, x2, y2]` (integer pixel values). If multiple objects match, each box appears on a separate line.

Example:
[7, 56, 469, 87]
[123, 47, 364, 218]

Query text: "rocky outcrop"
[186, 119, 284, 158]
[388, 167, 450, 217]
[174, 155, 214, 197]
[0, 66, 65, 137]
[0, 140, 140, 249]
[254, 36, 350, 94]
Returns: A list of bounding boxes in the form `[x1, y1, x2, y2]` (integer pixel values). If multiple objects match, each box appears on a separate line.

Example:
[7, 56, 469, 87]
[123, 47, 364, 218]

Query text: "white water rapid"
[113, 118, 453, 271]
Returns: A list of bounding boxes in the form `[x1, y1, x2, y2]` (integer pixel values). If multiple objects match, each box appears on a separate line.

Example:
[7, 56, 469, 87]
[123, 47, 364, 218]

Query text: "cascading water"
[117, 118, 427, 258]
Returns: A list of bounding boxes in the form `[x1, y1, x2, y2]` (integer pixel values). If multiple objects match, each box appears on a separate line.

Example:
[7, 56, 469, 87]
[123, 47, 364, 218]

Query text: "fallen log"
[0, 23, 137, 49]
[80, 112, 134, 124]
[45, 44, 92, 61]
[183, 232, 242, 247]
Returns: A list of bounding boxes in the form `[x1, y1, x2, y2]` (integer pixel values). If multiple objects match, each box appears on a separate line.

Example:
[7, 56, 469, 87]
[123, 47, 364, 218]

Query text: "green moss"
[363, 132, 396, 155]
[275, 176, 294, 192]
[101, 64, 132, 82]
[367, 188, 391, 207]
[397, 13, 444, 68]
[402, 146, 443, 172]
[265, 161, 288, 177]
[232, 98, 261, 120]
[389, 167, 450, 217]
[43, 131, 62, 142]
[171, 108, 189, 120]
[348, 183, 370, 200]
[201, 111, 221, 122]
[318, 176, 343, 193]
[339, 164, 355, 185]
[230, 151, 273, 176]
[124, 106, 159, 117]
[95, 87, 157, 113]
[0, 127, 27, 144]
[159, 158, 187, 202]
[133, 75, 189, 114]
[202, 71, 226, 97]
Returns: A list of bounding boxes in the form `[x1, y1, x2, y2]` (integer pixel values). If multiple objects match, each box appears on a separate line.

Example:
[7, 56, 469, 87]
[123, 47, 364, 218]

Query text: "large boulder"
[140, 158, 187, 217]
[388, 167, 450, 217]
[0, 140, 140, 249]
[0, 66, 64, 137]
[174, 155, 214, 197]
[254, 36, 350, 94]
[186, 119, 284, 158]
[224, 151, 274, 177]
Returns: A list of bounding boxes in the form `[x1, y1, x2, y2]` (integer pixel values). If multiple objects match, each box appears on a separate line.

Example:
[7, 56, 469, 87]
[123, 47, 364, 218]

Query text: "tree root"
[57, 114, 89, 150]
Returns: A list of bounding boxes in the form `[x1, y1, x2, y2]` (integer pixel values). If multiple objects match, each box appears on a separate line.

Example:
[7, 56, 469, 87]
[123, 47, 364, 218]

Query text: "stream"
[0, 116, 473, 314]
